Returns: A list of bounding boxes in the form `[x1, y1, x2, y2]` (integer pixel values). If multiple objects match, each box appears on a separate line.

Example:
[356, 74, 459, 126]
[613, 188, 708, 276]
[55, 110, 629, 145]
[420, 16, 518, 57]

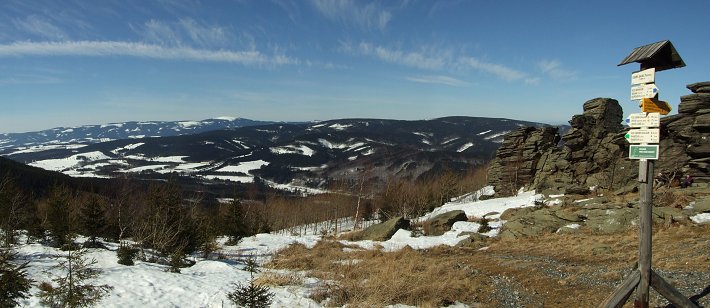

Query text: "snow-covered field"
[10, 187, 708, 307]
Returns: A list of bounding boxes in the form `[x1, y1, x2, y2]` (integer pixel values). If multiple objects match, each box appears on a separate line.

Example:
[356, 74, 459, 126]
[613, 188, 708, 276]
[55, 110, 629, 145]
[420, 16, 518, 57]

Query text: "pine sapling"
[227, 257, 274, 308]
[38, 248, 112, 307]
[116, 242, 138, 266]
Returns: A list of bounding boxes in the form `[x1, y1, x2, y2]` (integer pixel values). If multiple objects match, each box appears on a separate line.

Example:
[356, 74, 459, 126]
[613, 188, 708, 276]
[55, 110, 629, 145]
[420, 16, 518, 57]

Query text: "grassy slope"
[268, 223, 710, 307]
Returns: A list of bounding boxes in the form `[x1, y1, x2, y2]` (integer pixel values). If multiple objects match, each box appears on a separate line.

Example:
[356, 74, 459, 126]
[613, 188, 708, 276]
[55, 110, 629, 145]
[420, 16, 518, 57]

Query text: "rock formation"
[488, 81, 710, 196]
[486, 126, 559, 196]
[489, 98, 637, 196]
[659, 81, 710, 183]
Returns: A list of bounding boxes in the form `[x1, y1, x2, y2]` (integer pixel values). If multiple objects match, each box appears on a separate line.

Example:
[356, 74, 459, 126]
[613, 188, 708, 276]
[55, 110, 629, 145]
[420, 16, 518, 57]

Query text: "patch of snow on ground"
[423, 189, 541, 221]
[484, 131, 510, 140]
[457, 142, 473, 152]
[200, 174, 255, 183]
[441, 137, 459, 144]
[110, 142, 145, 154]
[361, 148, 376, 156]
[29, 151, 111, 172]
[7, 144, 88, 155]
[318, 138, 363, 150]
[15, 235, 321, 308]
[178, 121, 201, 128]
[690, 213, 710, 224]
[216, 116, 239, 121]
[270, 145, 315, 156]
[100, 123, 124, 128]
[264, 180, 328, 196]
[146, 156, 188, 163]
[121, 165, 169, 173]
[231, 139, 250, 149]
[329, 123, 352, 130]
[216, 160, 269, 173]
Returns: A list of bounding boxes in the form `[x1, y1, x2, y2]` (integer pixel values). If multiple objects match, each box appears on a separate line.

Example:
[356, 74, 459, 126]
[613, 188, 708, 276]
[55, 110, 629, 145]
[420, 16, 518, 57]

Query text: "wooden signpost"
[600, 40, 697, 308]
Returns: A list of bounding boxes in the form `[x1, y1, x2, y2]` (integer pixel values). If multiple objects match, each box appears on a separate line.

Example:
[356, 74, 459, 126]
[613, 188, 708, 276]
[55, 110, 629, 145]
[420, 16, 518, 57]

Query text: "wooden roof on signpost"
[618, 40, 685, 71]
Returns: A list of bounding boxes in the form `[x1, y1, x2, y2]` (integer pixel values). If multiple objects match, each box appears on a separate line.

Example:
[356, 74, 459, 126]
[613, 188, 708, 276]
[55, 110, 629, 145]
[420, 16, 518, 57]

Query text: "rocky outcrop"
[487, 126, 559, 196]
[488, 82, 710, 196]
[499, 201, 691, 240]
[425, 210, 468, 236]
[659, 83, 710, 184]
[489, 98, 637, 196]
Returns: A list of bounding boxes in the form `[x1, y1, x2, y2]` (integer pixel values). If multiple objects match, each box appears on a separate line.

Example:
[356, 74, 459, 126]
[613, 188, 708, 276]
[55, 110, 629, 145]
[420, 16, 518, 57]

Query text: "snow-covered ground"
[13, 187, 704, 307]
[11, 187, 541, 307]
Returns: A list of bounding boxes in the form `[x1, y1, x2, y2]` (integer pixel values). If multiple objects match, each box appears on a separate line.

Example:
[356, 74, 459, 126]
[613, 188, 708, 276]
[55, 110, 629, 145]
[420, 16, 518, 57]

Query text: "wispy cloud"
[458, 56, 528, 82]
[405, 75, 468, 87]
[0, 41, 298, 66]
[344, 41, 449, 70]
[12, 15, 68, 40]
[538, 59, 577, 80]
[133, 18, 229, 48]
[344, 41, 537, 84]
[310, 0, 392, 31]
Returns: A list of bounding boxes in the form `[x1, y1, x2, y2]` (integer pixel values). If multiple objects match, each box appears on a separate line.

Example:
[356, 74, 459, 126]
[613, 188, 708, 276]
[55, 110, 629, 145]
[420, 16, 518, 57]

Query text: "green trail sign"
[629, 145, 659, 160]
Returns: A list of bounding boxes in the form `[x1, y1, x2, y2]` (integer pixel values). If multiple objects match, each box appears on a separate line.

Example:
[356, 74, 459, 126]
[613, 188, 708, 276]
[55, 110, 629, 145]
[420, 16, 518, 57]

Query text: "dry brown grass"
[255, 271, 304, 286]
[268, 224, 710, 307]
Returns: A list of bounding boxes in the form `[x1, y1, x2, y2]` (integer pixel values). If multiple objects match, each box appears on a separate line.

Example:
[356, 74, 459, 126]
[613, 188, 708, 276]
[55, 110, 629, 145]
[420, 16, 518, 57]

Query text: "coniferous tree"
[79, 196, 106, 247]
[45, 185, 74, 248]
[221, 198, 246, 245]
[116, 242, 138, 266]
[134, 183, 201, 260]
[228, 257, 273, 308]
[38, 248, 112, 307]
[0, 248, 33, 307]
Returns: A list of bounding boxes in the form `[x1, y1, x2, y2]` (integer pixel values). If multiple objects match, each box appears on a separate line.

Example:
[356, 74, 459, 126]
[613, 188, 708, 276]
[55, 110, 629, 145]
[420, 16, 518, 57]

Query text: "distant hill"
[1, 116, 550, 192]
[0, 117, 275, 151]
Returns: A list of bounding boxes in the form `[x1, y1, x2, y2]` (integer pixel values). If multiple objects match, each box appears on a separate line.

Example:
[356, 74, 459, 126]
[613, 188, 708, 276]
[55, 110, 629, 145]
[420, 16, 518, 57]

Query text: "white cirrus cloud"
[405, 75, 468, 87]
[458, 56, 528, 82]
[345, 41, 537, 84]
[310, 0, 392, 31]
[133, 18, 229, 48]
[347, 42, 448, 70]
[12, 15, 68, 40]
[538, 59, 577, 80]
[0, 41, 298, 66]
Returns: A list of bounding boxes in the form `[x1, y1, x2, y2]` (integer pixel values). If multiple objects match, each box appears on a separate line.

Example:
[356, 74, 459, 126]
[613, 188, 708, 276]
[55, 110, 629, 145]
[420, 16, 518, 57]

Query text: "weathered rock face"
[489, 98, 637, 196]
[487, 126, 559, 196]
[488, 82, 710, 196]
[659, 83, 710, 184]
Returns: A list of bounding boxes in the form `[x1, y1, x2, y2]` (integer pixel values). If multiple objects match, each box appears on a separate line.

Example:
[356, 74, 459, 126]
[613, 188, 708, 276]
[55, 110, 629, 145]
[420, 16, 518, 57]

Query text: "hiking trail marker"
[600, 40, 697, 308]
[626, 112, 660, 127]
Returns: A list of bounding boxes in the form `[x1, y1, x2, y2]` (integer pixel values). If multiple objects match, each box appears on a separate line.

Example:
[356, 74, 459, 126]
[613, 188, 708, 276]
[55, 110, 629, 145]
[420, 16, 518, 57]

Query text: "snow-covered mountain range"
[0, 117, 274, 151]
[1, 116, 548, 190]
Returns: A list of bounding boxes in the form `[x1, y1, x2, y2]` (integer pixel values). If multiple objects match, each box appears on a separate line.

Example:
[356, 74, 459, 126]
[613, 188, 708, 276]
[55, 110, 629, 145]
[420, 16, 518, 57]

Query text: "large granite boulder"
[426, 210, 468, 236]
[357, 216, 410, 241]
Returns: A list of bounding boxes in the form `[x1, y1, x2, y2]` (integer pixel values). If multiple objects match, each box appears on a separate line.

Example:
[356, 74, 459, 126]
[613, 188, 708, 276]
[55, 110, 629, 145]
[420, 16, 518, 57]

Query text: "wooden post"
[636, 160, 653, 307]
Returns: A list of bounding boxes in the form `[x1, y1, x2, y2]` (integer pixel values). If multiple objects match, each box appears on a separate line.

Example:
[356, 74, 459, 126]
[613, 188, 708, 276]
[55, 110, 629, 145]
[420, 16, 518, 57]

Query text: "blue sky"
[1, 0, 708, 133]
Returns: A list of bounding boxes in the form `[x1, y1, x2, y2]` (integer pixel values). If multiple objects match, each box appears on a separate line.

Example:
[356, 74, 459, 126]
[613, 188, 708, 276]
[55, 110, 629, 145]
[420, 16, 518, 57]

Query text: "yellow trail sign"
[641, 98, 671, 115]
